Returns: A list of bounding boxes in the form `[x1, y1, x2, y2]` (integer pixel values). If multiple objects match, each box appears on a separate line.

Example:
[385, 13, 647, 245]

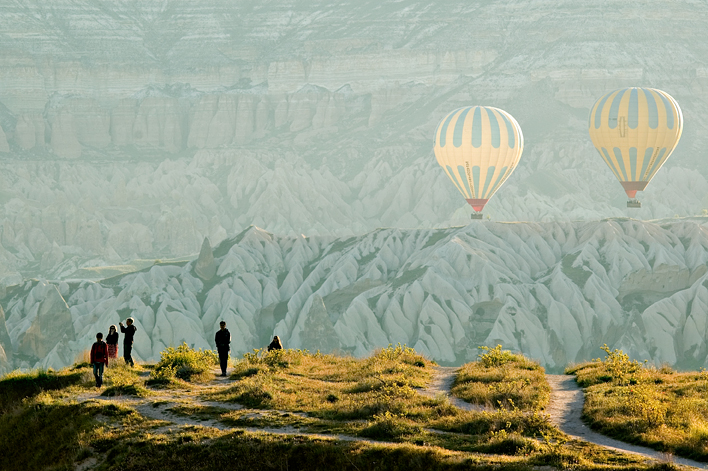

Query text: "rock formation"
[4, 220, 708, 372]
[17, 282, 75, 361]
[194, 237, 216, 281]
[1, 1, 708, 285]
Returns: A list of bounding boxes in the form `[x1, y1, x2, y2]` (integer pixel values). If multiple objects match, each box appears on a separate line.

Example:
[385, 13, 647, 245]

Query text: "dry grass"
[0, 345, 690, 471]
[568, 346, 708, 461]
[208, 345, 441, 423]
[452, 345, 550, 411]
[74, 348, 91, 365]
[102, 362, 150, 397]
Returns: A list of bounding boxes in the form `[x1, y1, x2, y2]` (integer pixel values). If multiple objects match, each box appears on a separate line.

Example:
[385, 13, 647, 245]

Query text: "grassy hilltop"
[0, 344, 693, 471]
[567, 346, 708, 462]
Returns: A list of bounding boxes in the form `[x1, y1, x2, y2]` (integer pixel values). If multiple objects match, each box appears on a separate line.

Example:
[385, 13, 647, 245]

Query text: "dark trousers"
[218, 348, 229, 375]
[93, 362, 105, 387]
[124, 343, 134, 366]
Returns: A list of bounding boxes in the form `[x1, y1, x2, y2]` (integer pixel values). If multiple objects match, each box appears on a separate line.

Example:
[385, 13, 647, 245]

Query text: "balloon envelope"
[433, 106, 524, 212]
[588, 88, 683, 199]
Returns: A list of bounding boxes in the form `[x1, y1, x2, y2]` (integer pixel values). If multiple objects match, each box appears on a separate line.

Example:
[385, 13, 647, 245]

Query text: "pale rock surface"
[194, 238, 216, 281]
[4, 1, 708, 283]
[50, 111, 82, 159]
[16, 282, 75, 360]
[3, 1, 708, 372]
[4, 221, 708, 372]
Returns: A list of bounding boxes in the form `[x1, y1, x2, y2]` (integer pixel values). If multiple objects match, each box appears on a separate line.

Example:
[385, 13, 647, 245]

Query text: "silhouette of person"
[215, 321, 231, 376]
[106, 325, 119, 360]
[119, 318, 137, 367]
[267, 335, 283, 351]
[90, 332, 109, 387]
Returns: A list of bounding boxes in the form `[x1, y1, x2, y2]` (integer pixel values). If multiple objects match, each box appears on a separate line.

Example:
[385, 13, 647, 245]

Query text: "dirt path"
[546, 375, 707, 470]
[419, 366, 488, 412]
[73, 371, 383, 445]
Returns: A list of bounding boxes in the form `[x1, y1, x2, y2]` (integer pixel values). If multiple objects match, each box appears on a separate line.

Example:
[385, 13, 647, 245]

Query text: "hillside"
[0, 347, 693, 471]
[3, 219, 708, 375]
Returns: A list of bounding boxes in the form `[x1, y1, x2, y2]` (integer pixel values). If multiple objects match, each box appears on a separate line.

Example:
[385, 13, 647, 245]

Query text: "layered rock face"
[2, 1, 708, 283]
[3, 220, 708, 374]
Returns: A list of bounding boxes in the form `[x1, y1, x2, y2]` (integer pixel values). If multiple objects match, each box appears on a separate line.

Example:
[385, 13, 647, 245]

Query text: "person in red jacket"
[90, 332, 109, 388]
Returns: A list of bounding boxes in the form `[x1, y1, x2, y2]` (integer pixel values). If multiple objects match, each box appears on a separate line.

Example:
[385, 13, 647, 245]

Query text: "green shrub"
[477, 429, 539, 455]
[478, 345, 518, 367]
[360, 411, 423, 439]
[373, 343, 424, 364]
[151, 343, 218, 382]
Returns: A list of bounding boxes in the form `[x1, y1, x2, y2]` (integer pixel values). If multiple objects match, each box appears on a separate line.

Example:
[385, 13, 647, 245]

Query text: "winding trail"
[546, 374, 707, 470]
[73, 368, 385, 446]
[419, 366, 488, 412]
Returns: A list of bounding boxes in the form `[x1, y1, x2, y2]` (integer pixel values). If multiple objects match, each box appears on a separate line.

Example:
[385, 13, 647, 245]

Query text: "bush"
[373, 343, 424, 364]
[477, 429, 539, 455]
[360, 411, 422, 440]
[151, 343, 218, 382]
[478, 345, 519, 367]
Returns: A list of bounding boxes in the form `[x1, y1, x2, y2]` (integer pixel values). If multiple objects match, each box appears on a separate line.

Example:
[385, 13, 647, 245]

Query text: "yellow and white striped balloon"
[433, 106, 524, 212]
[588, 88, 683, 199]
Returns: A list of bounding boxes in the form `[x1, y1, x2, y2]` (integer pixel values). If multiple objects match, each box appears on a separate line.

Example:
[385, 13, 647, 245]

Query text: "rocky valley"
[2, 1, 708, 372]
[3, 219, 708, 375]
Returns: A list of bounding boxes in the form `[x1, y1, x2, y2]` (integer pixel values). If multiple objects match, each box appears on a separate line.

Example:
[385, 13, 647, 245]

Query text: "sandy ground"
[419, 366, 488, 412]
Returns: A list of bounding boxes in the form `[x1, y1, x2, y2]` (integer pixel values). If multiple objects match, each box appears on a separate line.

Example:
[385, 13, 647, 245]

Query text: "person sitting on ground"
[267, 335, 283, 351]
[106, 325, 119, 361]
[90, 332, 109, 388]
[119, 317, 137, 367]
[215, 321, 231, 377]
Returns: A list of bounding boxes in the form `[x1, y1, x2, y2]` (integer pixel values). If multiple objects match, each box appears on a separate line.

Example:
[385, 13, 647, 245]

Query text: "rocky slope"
[3, 219, 708, 374]
[2, 1, 708, 283]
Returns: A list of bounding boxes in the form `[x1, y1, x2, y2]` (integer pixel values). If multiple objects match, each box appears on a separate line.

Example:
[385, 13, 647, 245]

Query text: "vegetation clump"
[451, 345, 550, 410]
[360, 411, 423, 439]
[567, 345, 708, 461]
[151, 342, 219, 383]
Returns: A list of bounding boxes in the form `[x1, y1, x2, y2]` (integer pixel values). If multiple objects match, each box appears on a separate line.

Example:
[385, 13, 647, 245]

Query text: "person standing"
[267, 335, 283, 351]
[215, 321, 231, 377]
[90, 332, 109, 387]
[106, 325, 119, 360]
[119, 317, 137, 367]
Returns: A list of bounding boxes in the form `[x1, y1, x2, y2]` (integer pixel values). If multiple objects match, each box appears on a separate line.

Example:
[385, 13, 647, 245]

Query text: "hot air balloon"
[588, 88, 683, 208]
[433, 106, 524, 219]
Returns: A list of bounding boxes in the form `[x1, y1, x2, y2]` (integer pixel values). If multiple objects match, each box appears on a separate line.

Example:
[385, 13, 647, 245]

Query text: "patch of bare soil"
[419, 366, 488, 412]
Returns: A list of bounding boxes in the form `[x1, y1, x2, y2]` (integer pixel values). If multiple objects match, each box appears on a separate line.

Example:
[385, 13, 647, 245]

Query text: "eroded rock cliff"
[3, 220, 708, 373]
[1, 1, 708, 283]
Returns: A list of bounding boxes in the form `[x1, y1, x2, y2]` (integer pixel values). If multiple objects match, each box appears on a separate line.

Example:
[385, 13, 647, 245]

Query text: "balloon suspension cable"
[627, 199, 642, 208]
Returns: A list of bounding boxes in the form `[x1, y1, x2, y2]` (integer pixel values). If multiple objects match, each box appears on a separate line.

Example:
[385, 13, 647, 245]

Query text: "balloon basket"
[471, 213, 484, 220]
[627, 199, 642, 208]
